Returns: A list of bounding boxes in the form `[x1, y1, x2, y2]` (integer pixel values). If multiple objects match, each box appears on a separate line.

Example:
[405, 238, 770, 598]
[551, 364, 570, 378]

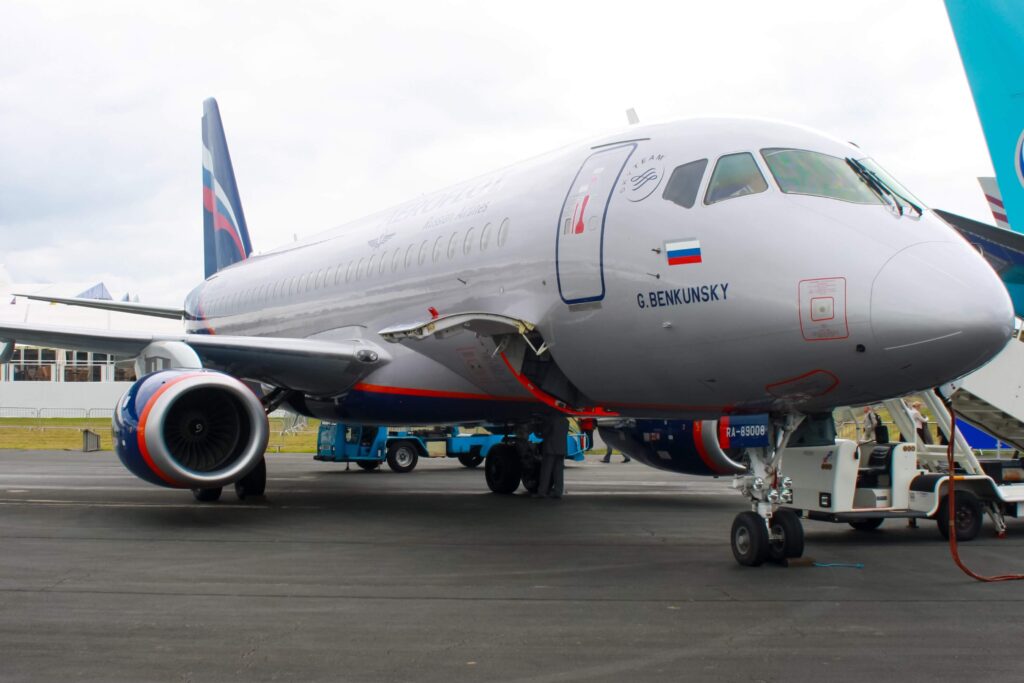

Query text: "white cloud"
[0, 0, 997, 305]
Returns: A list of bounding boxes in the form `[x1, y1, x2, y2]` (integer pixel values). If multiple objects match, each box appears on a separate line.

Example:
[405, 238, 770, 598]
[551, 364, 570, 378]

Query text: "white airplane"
[1, 99, 1012, 566]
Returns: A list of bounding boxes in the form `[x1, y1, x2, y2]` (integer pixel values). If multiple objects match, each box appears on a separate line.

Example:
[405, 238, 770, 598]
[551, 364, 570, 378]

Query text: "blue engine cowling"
[113, 369, 269, 489]
[599, 416, 771, 476]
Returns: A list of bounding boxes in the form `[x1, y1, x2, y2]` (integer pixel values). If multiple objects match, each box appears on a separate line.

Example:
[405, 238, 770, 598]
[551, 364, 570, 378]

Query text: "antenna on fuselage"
[626, 108, 639, 125]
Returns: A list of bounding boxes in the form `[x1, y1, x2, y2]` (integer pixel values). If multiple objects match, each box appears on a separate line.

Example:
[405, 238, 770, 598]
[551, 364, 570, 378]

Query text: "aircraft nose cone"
[871, 241, 1013, 382]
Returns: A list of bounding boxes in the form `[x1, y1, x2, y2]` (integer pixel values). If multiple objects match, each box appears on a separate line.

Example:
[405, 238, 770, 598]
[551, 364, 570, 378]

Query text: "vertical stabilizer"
[946, 0, 1024, 233]
[202, 98, 253, 277]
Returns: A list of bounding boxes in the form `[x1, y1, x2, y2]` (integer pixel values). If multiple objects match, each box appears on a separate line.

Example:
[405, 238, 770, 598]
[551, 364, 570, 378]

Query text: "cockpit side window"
[662, 159, 708, 208]
[704, 153, 768, 205]
[760, 148, 883, 205]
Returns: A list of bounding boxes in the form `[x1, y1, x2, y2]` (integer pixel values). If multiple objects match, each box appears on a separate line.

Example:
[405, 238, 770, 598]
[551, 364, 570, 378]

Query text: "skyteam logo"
[620, 153, 665, 202]
[202, 145, 246, 260]
[1016, 129, 1024, 189]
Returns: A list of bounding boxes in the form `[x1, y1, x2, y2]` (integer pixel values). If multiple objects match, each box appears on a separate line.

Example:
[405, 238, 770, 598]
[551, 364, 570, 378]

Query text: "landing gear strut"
[730, 413, 805, 566]
[234, 457, 267, 499]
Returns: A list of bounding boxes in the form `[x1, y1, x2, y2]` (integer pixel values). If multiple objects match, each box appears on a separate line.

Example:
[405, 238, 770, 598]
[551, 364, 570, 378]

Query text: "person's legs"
[550, 455, 564, 498]
[601, 444, 612, 463]
[537, 451, 555, 497]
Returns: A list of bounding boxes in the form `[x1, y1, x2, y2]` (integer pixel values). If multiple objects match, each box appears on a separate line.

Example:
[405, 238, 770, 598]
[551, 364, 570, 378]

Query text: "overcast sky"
[0, 0, 996, 304]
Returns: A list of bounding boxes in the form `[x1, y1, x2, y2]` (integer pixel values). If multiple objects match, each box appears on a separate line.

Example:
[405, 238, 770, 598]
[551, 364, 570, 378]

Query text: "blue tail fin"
[202, 98, 253, 277]
[945, 0, 1024, 232]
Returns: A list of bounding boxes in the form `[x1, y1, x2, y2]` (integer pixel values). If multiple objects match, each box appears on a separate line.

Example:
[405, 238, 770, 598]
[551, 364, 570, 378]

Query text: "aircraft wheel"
[768, 509, 804, 562]
[234, 457, 266, 499]
[936, 490, 983, 541]
[357, 460, 381, 471]
[458, 452, 483, 468]
[484, 443, 522, 494]
[192, 487, 222, 502]
[731, 511, 769, 567]
[386, 441, 419, 473]
[849, 518, 884, 532]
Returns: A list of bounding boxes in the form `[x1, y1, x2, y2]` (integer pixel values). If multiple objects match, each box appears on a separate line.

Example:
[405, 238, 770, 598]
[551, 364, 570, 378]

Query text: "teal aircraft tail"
[945, 0, 1024, 232]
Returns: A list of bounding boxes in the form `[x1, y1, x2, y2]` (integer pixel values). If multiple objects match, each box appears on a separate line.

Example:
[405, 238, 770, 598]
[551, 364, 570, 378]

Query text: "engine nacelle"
[599, 416, 770, 476]
[113, 369, 269, 489]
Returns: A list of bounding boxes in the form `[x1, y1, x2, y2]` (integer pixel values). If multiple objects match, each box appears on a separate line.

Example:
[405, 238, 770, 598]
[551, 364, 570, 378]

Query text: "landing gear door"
[556, 144, 636, 305]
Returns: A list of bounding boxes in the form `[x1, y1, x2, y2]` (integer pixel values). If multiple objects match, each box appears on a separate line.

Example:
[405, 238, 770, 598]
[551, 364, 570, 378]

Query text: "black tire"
[192, 487, 222, 502]
[768, 509, 805, 562]
[849, 518, 884, 532]
[386, 441, 419, 473]
[731, 511, 769, 567]
[936, 490, 984, 541]
[357, 460, 381, 471]
[484, 443, 522, 494]
[458, 452, 484, 469]
[234, 457, 266, 500]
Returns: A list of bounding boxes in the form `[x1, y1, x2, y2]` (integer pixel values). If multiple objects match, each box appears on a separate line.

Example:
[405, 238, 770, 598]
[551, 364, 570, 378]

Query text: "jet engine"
[113, 369, 269, 488]
[599, 417, 771, 476]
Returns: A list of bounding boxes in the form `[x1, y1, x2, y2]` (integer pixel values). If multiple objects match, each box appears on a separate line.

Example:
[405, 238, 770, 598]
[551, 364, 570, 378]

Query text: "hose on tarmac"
[942, 397, 1024, 582]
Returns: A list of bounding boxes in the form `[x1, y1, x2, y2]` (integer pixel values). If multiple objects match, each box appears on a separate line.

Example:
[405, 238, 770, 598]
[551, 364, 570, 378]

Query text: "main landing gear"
[484, 425, 542, 495]
[730, 414, 805, 567]
[191, 456, 267, 503]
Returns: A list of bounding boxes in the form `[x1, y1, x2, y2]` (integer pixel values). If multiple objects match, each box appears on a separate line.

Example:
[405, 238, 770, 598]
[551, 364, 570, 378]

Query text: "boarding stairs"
[870, 330, 1024, 521]
[950, 333, 1024, 452]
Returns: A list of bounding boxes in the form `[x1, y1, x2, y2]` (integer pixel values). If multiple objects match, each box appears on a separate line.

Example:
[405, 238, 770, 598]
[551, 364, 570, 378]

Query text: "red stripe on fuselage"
[498, 353, 619, 417]
[351, 382, 528, 402]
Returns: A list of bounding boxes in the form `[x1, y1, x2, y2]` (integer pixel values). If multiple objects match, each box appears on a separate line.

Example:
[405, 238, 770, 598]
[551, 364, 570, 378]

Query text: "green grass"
[0, 417, 322, 452]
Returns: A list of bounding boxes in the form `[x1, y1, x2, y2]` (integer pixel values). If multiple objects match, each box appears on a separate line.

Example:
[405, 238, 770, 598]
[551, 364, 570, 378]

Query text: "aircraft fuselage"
[183, 118, 1013, 423]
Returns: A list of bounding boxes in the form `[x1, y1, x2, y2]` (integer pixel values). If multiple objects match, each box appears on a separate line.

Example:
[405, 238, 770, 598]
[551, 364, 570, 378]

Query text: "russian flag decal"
[665, 239, 702, 266]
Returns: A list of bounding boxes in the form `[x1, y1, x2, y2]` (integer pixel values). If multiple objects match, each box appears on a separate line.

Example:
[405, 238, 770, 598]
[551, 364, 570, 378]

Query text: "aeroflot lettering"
[636, 283, 730, 309]
[385, 176, 505, 226]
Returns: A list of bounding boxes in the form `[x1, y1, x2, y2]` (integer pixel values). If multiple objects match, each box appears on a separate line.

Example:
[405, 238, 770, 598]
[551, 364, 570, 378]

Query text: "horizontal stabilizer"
[14, 293, 185, 320]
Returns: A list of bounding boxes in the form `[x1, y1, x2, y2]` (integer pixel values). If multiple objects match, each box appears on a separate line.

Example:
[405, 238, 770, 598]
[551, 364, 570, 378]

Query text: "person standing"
[600, 442, 631, 463]
[537, 416, 568, 498]
[861, 406, 888, 443]
[908, 400, 933, 445]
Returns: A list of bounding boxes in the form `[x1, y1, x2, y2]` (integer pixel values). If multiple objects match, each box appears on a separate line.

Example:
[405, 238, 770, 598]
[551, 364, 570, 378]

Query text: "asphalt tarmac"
[0, 450, 1022, 683]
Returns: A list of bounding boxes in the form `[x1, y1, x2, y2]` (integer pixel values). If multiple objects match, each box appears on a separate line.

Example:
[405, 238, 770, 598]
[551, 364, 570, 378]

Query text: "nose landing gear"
[730, 413, 806, 566]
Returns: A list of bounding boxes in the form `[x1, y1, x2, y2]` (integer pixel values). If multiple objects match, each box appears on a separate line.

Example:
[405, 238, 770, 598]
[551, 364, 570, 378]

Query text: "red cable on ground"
[943, 399, 1024, 582]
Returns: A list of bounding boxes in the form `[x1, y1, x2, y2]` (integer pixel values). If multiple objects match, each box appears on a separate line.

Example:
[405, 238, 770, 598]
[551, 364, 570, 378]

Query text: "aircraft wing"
[13, 293, 185, 319]
[0, 321, 389, 396]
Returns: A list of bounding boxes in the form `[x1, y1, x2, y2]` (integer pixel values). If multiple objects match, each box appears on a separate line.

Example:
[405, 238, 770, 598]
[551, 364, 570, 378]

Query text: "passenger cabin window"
[704, 153, 768, 205]
[662, 159, 708, 208]
[760, 148, 882, 204]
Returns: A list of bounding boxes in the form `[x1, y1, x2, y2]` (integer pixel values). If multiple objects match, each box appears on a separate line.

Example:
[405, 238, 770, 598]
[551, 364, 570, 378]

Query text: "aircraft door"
[556, 143, 636, 304]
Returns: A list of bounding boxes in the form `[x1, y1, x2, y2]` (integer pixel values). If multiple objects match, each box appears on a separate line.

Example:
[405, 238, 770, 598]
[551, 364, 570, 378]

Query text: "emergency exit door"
[556, 143, 636, 304]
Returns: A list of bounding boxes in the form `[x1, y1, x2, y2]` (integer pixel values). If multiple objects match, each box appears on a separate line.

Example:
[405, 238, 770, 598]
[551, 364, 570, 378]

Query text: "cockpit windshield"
[761, 148, 883, 205]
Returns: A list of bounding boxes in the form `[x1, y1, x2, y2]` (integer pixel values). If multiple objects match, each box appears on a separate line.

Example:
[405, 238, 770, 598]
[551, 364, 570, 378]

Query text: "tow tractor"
[315, 422, 590, 473]
[777, 390, 1024, 544]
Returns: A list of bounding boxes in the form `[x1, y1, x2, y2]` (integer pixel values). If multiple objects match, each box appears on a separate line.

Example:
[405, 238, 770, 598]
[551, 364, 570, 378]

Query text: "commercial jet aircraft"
[0, 97, 1012, 566]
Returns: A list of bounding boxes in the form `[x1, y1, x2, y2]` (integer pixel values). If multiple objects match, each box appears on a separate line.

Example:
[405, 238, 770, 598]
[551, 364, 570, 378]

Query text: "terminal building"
[0, 268, 182, 417]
